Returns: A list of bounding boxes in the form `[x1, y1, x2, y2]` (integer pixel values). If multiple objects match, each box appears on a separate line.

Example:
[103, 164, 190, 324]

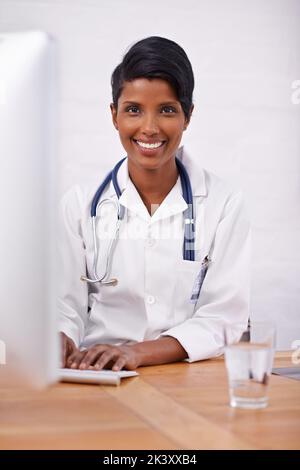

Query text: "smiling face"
[110, 78, 192, 172]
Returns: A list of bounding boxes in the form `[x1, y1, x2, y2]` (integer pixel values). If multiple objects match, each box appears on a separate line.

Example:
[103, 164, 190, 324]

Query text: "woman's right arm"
[58, 186, 89, 359]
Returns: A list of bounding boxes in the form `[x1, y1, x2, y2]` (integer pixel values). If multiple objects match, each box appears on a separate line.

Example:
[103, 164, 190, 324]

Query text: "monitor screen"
[0, 31, 59, 388]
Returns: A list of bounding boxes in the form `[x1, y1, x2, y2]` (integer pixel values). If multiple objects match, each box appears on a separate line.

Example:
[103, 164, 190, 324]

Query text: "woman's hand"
[66, 344, 141, 371]
[65, 337, 187, 370]
[60, 332, 78, 368]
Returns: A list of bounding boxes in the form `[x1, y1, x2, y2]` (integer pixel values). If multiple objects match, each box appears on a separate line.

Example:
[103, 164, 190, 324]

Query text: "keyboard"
[59, 368, 138, 386]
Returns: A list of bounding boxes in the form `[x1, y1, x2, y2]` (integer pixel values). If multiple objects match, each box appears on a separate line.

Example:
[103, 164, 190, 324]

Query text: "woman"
[59, 36, 251, 371]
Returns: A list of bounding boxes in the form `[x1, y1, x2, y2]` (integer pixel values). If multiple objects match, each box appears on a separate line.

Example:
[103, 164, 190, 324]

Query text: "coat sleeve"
[161, 190, 251, 362]
[58, 186, 89, 347]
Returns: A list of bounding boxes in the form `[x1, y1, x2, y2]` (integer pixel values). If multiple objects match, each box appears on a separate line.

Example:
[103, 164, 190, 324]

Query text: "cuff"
[160, 320, 224, 362]
[58, 318, 81, 348]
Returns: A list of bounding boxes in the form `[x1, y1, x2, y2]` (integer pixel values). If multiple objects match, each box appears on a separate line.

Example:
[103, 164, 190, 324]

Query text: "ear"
[110, 103, 119, 130]
[183, 104, 194, 131]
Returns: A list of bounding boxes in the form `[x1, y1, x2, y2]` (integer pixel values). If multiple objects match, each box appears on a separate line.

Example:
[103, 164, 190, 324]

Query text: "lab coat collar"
[105, 146, 207, 220]
[118, 174, 188, 222]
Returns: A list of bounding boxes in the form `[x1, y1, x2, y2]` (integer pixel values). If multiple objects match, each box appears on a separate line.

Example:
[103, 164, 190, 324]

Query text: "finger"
[67, 346, 85, 364]
[66, 341, 76, 364]
[62, 337, 77, 367]
[94, 350, 118, 370]
[66, 350, 77, 367]
[68, 350, 87, 369]
[61, 337, 67, 368]
[68, 339, 77, 356]
[112, 357, 126, 371]
[78, 348, 107, 370]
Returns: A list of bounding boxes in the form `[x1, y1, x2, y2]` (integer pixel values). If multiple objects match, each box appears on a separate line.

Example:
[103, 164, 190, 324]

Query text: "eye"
[126, 105, 140, 114]
[161, 106, 177, 114]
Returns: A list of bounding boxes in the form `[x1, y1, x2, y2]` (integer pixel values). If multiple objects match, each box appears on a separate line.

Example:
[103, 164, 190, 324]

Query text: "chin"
[131, 153, 168, 171]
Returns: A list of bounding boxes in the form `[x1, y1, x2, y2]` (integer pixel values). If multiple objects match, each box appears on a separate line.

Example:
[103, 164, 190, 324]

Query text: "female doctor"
[59, 36, 251, 371]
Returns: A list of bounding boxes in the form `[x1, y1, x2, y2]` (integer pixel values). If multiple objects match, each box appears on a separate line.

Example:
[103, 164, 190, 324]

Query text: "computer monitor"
[0, 31, 59, 388]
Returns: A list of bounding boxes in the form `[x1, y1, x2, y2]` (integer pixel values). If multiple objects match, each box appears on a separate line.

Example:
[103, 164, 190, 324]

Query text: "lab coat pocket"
[173, 258, 208, 325]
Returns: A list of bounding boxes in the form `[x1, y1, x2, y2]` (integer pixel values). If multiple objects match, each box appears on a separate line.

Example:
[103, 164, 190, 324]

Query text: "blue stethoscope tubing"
[81, 156, 195, 285]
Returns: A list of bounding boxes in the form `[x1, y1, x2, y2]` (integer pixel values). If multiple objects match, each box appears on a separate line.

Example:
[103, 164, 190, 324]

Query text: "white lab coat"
[58, 147, 251, 362]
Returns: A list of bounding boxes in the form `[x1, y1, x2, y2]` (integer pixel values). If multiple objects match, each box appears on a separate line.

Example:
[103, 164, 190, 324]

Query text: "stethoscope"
[80, 156, 195, 286]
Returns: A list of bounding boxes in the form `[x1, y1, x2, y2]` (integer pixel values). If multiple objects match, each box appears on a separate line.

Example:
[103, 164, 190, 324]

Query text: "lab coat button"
[146, 238, 155, 248]
[146, 295, 155, 305]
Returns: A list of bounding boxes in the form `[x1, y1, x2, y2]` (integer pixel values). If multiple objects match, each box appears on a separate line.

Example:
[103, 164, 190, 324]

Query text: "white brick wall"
[1, 0, 299, 348]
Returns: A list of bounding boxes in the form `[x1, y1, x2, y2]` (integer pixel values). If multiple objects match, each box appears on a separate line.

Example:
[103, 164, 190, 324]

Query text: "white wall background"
[1, 0, 299, 349]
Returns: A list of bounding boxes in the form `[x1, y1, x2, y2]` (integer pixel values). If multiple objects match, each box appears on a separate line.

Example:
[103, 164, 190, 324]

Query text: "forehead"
[119, 78, 179, 103]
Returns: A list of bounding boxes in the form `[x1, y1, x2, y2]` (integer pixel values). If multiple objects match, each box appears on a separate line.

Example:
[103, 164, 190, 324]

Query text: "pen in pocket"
[190, 256, 211, 304]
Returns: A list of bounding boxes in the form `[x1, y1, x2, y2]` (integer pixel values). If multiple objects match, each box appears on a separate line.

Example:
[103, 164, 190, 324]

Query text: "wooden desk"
[0, 352, 299, 450]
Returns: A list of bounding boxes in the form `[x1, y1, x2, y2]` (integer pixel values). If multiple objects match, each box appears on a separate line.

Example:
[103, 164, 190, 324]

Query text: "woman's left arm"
[66, 336, 188, 371]
[160, 190, 251, 362]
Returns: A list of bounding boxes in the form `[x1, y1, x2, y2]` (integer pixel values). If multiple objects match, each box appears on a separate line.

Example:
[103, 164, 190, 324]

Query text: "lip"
[134, 138, 165, 144]
[132, 138, 166, 156]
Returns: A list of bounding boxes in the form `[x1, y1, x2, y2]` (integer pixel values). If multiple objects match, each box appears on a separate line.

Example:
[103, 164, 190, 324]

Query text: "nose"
[140, 113, 159, 136]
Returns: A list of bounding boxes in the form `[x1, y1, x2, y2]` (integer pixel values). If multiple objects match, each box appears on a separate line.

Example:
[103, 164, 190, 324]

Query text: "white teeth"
[136, 140, 164, 149]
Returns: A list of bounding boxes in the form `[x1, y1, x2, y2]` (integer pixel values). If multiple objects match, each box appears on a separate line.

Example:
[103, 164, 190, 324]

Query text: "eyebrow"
[121, 101, 180, 106]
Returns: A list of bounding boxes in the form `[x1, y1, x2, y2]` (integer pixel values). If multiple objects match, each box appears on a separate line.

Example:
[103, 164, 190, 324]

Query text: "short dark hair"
[111, 36, 194, 121]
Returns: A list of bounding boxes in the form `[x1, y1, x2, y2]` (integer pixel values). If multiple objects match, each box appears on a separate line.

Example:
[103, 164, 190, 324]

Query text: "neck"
[128, 158, 178, 215]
